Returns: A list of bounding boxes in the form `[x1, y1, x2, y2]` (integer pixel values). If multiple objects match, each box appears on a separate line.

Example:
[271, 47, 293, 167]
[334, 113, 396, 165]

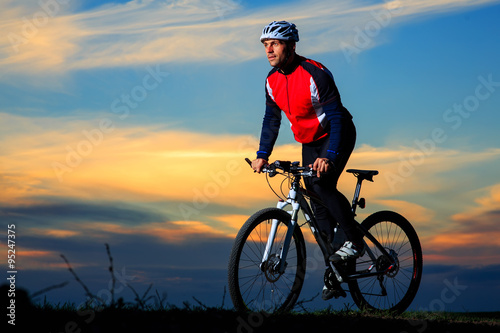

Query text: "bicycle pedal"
[322, 287, 347, 300]
[333, 288, 347, 299]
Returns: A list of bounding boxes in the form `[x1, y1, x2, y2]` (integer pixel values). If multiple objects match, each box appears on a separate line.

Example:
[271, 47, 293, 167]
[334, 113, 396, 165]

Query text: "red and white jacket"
[257, 55, 352, 161]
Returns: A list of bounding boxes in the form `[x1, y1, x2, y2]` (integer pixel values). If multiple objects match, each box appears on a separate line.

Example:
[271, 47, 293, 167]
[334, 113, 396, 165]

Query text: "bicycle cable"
[281, 175, 294, 199]
[265, 171, 285, 200]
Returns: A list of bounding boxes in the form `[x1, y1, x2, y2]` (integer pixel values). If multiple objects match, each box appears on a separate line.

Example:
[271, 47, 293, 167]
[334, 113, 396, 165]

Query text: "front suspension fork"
[260, 200, 299, 274]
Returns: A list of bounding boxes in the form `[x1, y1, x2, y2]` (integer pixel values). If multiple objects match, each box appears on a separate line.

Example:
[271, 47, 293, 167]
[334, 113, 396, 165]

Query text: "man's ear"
[285, 42, 295, 57]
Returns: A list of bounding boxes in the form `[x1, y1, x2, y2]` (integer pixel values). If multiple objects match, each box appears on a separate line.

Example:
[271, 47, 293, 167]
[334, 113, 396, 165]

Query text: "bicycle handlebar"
[245, 158, 314, 178]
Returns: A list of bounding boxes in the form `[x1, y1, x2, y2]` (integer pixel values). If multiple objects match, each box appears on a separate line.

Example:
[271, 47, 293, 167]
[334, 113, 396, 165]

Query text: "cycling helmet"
[260, 21, 299, 42]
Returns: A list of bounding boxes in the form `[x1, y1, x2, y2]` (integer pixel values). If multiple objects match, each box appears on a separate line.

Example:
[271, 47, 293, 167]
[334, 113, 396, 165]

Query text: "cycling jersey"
[257, 55, 352, 162]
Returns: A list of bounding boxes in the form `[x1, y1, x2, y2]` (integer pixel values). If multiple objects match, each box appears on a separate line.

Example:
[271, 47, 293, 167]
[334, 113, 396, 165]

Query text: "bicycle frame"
[259, 171, 331, 276]
[259, 168, 397, 283]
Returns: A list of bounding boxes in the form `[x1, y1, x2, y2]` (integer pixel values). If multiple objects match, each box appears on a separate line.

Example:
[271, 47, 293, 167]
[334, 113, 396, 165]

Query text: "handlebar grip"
[245, 157, 258, 173]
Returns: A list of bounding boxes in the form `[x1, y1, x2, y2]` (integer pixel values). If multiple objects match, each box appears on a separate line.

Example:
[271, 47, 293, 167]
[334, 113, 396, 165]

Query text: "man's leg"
[303, 119, 359, 300]
[303, 119, 360, 249]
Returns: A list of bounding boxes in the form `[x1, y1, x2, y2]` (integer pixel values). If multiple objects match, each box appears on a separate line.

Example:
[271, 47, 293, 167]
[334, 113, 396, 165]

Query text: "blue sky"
[1, 0, 500, 313]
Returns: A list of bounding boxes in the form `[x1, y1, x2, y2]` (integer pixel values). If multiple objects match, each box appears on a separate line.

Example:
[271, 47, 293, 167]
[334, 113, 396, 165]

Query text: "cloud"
[3, 113, 500, 267]
[1, 0, 498, 76]
[375, 199, 435, 223]
[0, 243, 79, 271]
[341, 143, 499, 195]
[37, 229, 80, 238]
[1, 201, 166, 226]
[3, 112, 499, 220]
[0, 0, 247, 74]
[420, 183, 500, 265]
[210, 214, 249, 234]
[79, 220, 232, 243]
[452, 183, 500, 227]
[15, 218, 237, 276]
[0, 0, 80, 72]
[0, 112, 261, 207]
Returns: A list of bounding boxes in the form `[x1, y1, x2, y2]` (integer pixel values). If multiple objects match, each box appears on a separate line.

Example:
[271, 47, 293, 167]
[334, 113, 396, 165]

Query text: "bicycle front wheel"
[228, 208, 306, 313]
[348, 210, 423, 314]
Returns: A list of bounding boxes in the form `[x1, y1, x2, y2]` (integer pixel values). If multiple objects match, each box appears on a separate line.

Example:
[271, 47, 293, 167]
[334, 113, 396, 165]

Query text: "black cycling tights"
[302, 119, 361, 262]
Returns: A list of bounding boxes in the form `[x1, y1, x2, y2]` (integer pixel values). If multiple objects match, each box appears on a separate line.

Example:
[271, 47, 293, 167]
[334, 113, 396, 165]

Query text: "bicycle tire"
[228, 208, 307, 313]
[347, 210, 423, 314]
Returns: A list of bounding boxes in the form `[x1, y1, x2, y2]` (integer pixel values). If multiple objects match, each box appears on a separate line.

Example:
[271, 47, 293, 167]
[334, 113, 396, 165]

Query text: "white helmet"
[260, 21, 299, 42]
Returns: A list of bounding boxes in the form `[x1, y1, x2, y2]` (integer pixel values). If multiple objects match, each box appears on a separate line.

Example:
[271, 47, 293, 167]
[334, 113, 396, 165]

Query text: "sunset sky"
[1, 0, 500, 312]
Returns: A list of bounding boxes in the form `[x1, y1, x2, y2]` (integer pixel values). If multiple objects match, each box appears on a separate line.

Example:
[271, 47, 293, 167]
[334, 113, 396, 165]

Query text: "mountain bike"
[227, 159, 423, 314]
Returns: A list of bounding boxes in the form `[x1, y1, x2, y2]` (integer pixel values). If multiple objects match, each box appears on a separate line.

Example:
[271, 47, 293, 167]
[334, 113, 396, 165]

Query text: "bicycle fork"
[260, 191, 300, 275]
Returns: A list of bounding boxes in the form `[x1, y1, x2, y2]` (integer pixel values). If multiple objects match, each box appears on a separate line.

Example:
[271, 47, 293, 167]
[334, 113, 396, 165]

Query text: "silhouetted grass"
[5, 244, 498, 332]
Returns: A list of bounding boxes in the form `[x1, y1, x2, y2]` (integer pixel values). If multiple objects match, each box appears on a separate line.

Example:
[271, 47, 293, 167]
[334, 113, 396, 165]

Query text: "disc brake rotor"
[263, 254, 283, 282]
[376, 249, 399, 277]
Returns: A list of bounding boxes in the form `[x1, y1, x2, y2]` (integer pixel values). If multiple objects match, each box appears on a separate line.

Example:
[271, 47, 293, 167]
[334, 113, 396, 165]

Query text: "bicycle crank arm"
[328, 262, 344, 283]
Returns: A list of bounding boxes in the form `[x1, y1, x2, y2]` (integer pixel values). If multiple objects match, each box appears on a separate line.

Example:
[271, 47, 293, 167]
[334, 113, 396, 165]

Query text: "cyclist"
[251, 21, 364, 300]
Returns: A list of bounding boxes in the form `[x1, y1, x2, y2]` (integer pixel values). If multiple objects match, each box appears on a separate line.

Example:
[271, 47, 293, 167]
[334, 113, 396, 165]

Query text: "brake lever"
[302, 169, 315, 177]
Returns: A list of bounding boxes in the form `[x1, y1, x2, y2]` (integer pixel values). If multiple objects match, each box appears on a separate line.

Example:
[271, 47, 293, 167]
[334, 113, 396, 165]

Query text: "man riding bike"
[251, 21, 363, 300]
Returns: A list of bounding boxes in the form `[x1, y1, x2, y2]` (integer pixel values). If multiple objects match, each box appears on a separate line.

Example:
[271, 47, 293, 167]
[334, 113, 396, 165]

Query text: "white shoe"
[329, 241, 365, 262]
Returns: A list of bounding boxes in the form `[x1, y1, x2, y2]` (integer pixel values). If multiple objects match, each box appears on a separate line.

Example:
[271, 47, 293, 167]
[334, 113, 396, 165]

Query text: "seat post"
[351, 177, 364, 215]
[346, 169, 378, 215]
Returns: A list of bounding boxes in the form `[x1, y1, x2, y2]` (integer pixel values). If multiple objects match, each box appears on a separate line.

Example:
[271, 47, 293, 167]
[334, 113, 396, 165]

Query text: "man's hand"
[252, 158, 268, 173]
[310, 157, 333, 177]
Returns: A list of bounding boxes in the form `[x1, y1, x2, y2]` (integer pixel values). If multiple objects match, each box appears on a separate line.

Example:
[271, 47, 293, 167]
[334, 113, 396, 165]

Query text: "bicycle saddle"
[346, 169, 379, 182]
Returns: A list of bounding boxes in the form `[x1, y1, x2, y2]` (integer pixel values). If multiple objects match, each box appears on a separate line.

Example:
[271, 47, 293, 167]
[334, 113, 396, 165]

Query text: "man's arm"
[256, 103, 281, 161]
[323, 100, 343, 163]
[310, 64, 350, 164]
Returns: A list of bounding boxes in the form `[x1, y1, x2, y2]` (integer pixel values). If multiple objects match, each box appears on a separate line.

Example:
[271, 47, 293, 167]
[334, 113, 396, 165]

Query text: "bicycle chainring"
[324, 267, 340, 289]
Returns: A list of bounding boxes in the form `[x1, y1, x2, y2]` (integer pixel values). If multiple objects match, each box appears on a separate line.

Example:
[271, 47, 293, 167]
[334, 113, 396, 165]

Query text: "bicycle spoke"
[228, 208, 306, 313]
[348, 211, 422, 314]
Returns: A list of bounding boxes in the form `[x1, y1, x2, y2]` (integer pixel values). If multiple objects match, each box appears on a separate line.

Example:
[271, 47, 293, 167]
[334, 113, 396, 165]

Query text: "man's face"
[262, 39, 290, 67]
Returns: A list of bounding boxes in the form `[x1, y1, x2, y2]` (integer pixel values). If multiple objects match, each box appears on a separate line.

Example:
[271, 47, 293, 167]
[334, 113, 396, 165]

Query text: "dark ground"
[5, 307, 500, 333]
[2, 285, 499, 332]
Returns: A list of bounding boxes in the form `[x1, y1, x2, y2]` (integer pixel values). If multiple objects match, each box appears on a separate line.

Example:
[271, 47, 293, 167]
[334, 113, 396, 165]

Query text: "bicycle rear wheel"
[348, 210, 423, 314]
[228, 208, 306, 313]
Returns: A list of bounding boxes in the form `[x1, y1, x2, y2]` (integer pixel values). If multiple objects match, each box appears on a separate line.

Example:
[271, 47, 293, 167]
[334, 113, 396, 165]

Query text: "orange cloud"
[374, 199, 434, 224]
[212, 214, 248, 230]
[19, 250, 52, 257]
[3, 113, 500, 266]
[148, 221, 230, 243]
[210, 214, 251, 240]
[416, 182, 500, 266]
[27, 229, 80, 238]
[427, 233, 500, 250]
[79, 220, 233, 244]
[424, 252, 500, 266]
[451, 183, 500, 224]
[0, 113, 269, 208]
[3, 247, 80, 271]
[422, 229, 500, 266]
[2, 114, 499, 218]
